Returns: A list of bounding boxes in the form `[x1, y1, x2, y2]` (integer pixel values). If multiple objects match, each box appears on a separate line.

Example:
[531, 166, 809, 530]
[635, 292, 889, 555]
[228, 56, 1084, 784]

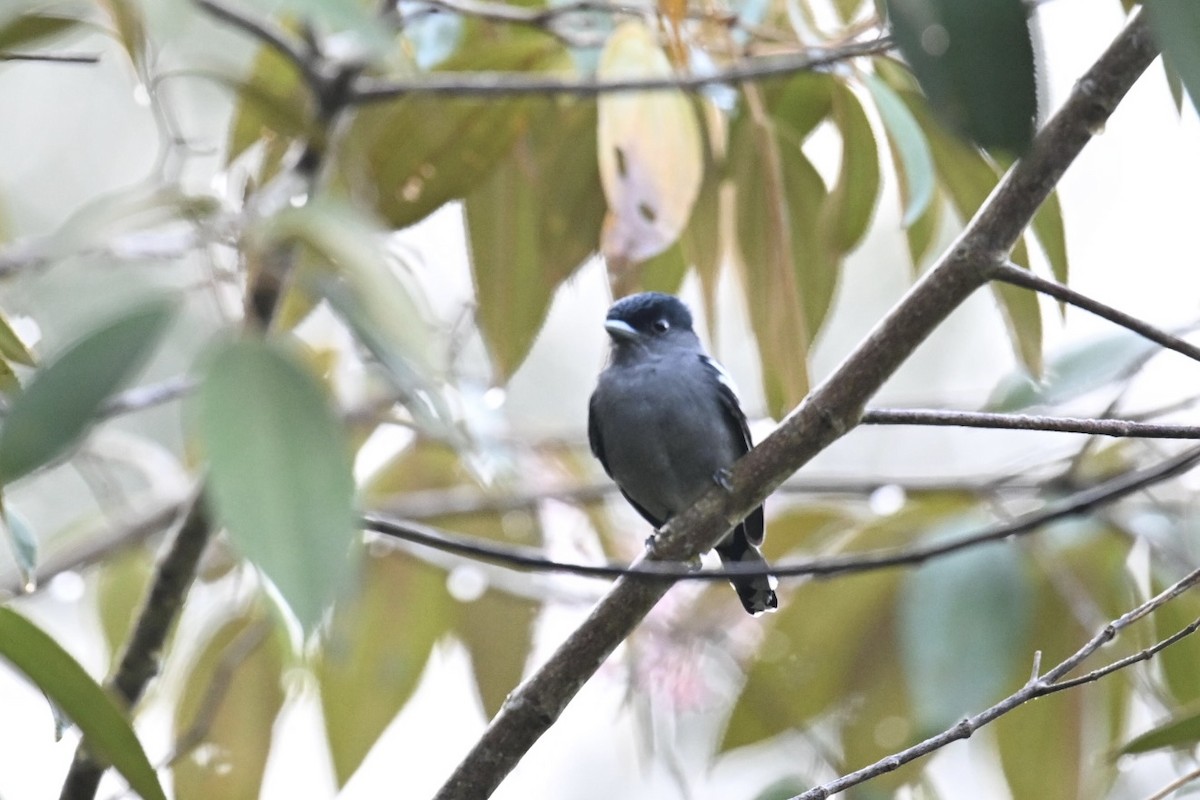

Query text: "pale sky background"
[0, 1, 1198, 799]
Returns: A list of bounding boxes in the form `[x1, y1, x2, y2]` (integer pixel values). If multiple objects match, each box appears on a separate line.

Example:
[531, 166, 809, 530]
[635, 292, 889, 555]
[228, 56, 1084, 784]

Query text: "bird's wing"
[701, 355, 765, 546]
[588, 391, 665, 528]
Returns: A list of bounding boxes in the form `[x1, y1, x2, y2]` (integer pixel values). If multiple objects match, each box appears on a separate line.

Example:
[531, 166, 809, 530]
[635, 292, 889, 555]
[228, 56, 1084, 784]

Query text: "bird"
[587, 291, 777, 615]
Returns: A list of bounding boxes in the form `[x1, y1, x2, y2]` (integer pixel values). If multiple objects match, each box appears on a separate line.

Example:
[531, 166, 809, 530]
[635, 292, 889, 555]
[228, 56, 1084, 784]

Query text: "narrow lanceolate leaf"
[0, 13, 82, 52]
[4, 507, 37, 592]
[1120, 704, 1200, 755]
[1147, 0, 1200, 120]
[597, 22, 704, 265]
[97, 0, 148, 73]
[339, 37, 569, 229]
[819, 82, 880, 255]
[0, 301, 174, 485]
[195, 339, 356, 633]
[886, 0, 1036, 153]
[173, 608, 287, 800]
[0, 608, 167, 800]
[1033, 187, 1069, 288]
[466, 100, 606, 381]
[865, 73, 934, 226]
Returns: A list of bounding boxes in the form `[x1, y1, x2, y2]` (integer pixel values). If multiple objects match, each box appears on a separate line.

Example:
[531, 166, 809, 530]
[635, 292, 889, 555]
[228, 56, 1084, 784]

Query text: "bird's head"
[603, 292, 697, 353]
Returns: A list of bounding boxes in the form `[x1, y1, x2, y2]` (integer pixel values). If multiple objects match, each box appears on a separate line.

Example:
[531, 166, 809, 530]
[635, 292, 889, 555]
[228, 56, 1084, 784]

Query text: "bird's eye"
[652, 319, 670, 333]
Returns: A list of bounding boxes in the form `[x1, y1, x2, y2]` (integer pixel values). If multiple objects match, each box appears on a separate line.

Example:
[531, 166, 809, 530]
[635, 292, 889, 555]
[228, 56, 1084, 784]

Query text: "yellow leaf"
[598, 23, 703, 265]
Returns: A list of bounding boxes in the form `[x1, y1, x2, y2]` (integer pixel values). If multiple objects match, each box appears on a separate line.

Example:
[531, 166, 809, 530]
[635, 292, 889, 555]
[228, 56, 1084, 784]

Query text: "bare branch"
[350, 37, 893, 102]
[0, 52, 100, 64]
[792, 565, 1200, 800]
[1143, 766, 1200, 800]
[989, 260, 1200, 365]
[432, 13, 1161, 798]
[861, 408, 1200, 439]
[365, 444, 1200, 582]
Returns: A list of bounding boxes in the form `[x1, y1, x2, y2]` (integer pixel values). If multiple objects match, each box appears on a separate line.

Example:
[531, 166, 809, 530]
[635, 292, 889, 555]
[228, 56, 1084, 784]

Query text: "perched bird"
[588, 292, 777, 615]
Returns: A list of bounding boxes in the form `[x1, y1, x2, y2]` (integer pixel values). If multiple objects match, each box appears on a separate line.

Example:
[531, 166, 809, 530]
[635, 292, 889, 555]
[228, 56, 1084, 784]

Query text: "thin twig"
[0, 52, 100, 64]
[364, 445, 1200, 582]
[792, 565, 1200, 799]
[350, 37, 893, 102]
[989, 261, 1200, 365]
[861, 409, 1200, 439]
[192, 0, 319, 89]
[1143, 765, 1200, 800]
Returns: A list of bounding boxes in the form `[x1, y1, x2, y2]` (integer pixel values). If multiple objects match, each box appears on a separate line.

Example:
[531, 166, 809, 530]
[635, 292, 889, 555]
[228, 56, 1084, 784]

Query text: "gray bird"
[588, 292, 778, 615]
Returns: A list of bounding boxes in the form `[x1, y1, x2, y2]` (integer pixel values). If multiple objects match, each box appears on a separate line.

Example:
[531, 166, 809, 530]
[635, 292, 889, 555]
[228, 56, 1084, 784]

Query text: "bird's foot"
[713, 467, 734, 492]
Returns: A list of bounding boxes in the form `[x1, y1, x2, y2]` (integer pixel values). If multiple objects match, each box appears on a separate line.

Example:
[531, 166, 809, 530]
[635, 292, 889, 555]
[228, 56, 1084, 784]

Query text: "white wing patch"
[702, 355, 742, 401]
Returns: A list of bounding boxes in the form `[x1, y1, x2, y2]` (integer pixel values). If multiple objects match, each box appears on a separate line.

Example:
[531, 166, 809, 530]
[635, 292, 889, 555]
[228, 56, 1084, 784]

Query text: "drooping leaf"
[899, 537, 1032, 733]
[173, 607, 287, 800]
[1153, 578, 1200, 707]
[986, 328, 1159, 411]
[318, 550, 455, 785]
[97, 0, 148, 74]
[904, 187, 942, 274]
[1031, 186, 1069, 289]
[885, 0, 1036, 153]
[865, 73, 935, 226]
[819, 82, 880, 255]
[991, 269, 1044, 378]
[0, 607, 167, 800]
[0, 12, 82, 52]
[1119, 703, 1200, 755]
[339, 36, 569, 229]
[195, 338, 356, 633]
[681, 116, 722, 327]
[1147, 0, 1200, 120]
[95, 546, 155, 672]
[0, 300, 174, 485]
[225, 45, 314, 176]
[465, 100, 605, 381]
[597, 22, 704, 264]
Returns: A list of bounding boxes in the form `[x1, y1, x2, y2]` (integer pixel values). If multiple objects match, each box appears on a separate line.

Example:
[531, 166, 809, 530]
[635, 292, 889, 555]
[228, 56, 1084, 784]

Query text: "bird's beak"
[604, 319, 639, 342]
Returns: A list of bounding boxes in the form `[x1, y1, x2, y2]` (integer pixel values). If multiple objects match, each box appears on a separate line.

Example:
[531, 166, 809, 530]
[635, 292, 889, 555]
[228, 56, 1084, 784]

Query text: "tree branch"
[0, 52, 100, 64]
[793, 564, 1200, 800]
[860, 408, 1200, 438]
[366, 444, 1200, 581]
[988, 260, 1200, 365]
[433, 13, 1161, 798]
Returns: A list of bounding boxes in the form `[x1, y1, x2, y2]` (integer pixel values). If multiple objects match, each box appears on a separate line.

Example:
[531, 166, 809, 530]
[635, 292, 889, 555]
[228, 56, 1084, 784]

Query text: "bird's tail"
[715, 528, 778, 615]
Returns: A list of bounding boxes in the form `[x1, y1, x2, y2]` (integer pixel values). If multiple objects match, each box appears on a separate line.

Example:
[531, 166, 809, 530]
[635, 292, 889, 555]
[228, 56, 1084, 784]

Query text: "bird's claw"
[713, 467, 734, 492]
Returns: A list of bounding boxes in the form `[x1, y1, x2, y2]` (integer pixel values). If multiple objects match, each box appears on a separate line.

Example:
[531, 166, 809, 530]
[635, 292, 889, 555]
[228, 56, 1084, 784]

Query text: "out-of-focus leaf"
[465, 100, 604, 381]
[834, 0, 862, 23]
[597, 22, 703, 264]
[633, 240, 688, 296]
[318, 550, 454, 786]
[991, 273, 1044, 378]
[258, 0, 391, 58]
[986, 329, 1159, 411]
[1154, 579, 1200, 707]
[195, 339, 356, 633]
[771, 72, 835, 144]
[904, 188, 942, 274]
[1164, 54, 1187, 114]
[1119, 703, 1200, 755]
[820, 82, 880, 255]
[97, 0, 147, 73]
[885, 0, 1036, 153]
[0, 310, 35, 367]
[1147, 0, 1200, 120]
[225, 45, 313, 175]
[1032, 188, 1069, 289]
[681, 114, 722, 327]
[0, 608, 167, 800]
[721, 493, 978, 751]
[173, 608, 287, 800]
[340, 36, 569, 229]
[95, 547, 155, 672]
[0, 13, 82, 52]
[899, 537, 1031, 733]
[3, 507, 36, 591]
[51, 186, 219, 261]
[866, 73, 935, 226]
[0, 300, 173, 485]
[752, 777, 811, 800]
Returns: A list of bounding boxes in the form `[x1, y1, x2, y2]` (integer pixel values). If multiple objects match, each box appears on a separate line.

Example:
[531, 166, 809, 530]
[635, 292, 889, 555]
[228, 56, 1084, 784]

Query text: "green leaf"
[0, 607, 167, 800]
[98, 0, 148, 74]
[885, 0, 1036, 153]
[339, 37, 569, 229]
[224, 45, 314, 173]
[990, 268, 1044, 378]
[833, 0, 863, 23]
[1120, 702, 1200, 755]
[465, 100, 605, 381]
[0, 300, 174, 485]
[195, 338, 356, 633]
[1147, 0, 1200, 120]
[95, 547, 155, 672]
[899, 536, 1032, 732]
[865, 73, 935, 226]
[173, 607, 287, 800]
[3, 507, 37, 592]
[0, 12, 82, 52]
[904, 187, 942, 274]
[1031, 187, 1069, 288]
[1153, 580, 1200, 707]
[819, 82, 880, 255]
[0, 309, 35, 367]
[681, 126, 722, 325]
[635, 240, 688, 295]
[319, 550, 454, 785]
[986, 328, 1159, 411]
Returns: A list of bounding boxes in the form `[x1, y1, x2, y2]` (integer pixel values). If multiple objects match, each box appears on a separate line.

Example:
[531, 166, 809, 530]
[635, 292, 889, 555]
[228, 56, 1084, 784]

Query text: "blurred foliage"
[1, 1, 1199, 799]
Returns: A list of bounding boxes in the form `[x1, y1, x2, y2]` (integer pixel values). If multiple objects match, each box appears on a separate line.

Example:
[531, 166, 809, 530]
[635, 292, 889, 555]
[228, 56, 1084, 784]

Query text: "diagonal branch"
[433, 11, 1161, 799]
